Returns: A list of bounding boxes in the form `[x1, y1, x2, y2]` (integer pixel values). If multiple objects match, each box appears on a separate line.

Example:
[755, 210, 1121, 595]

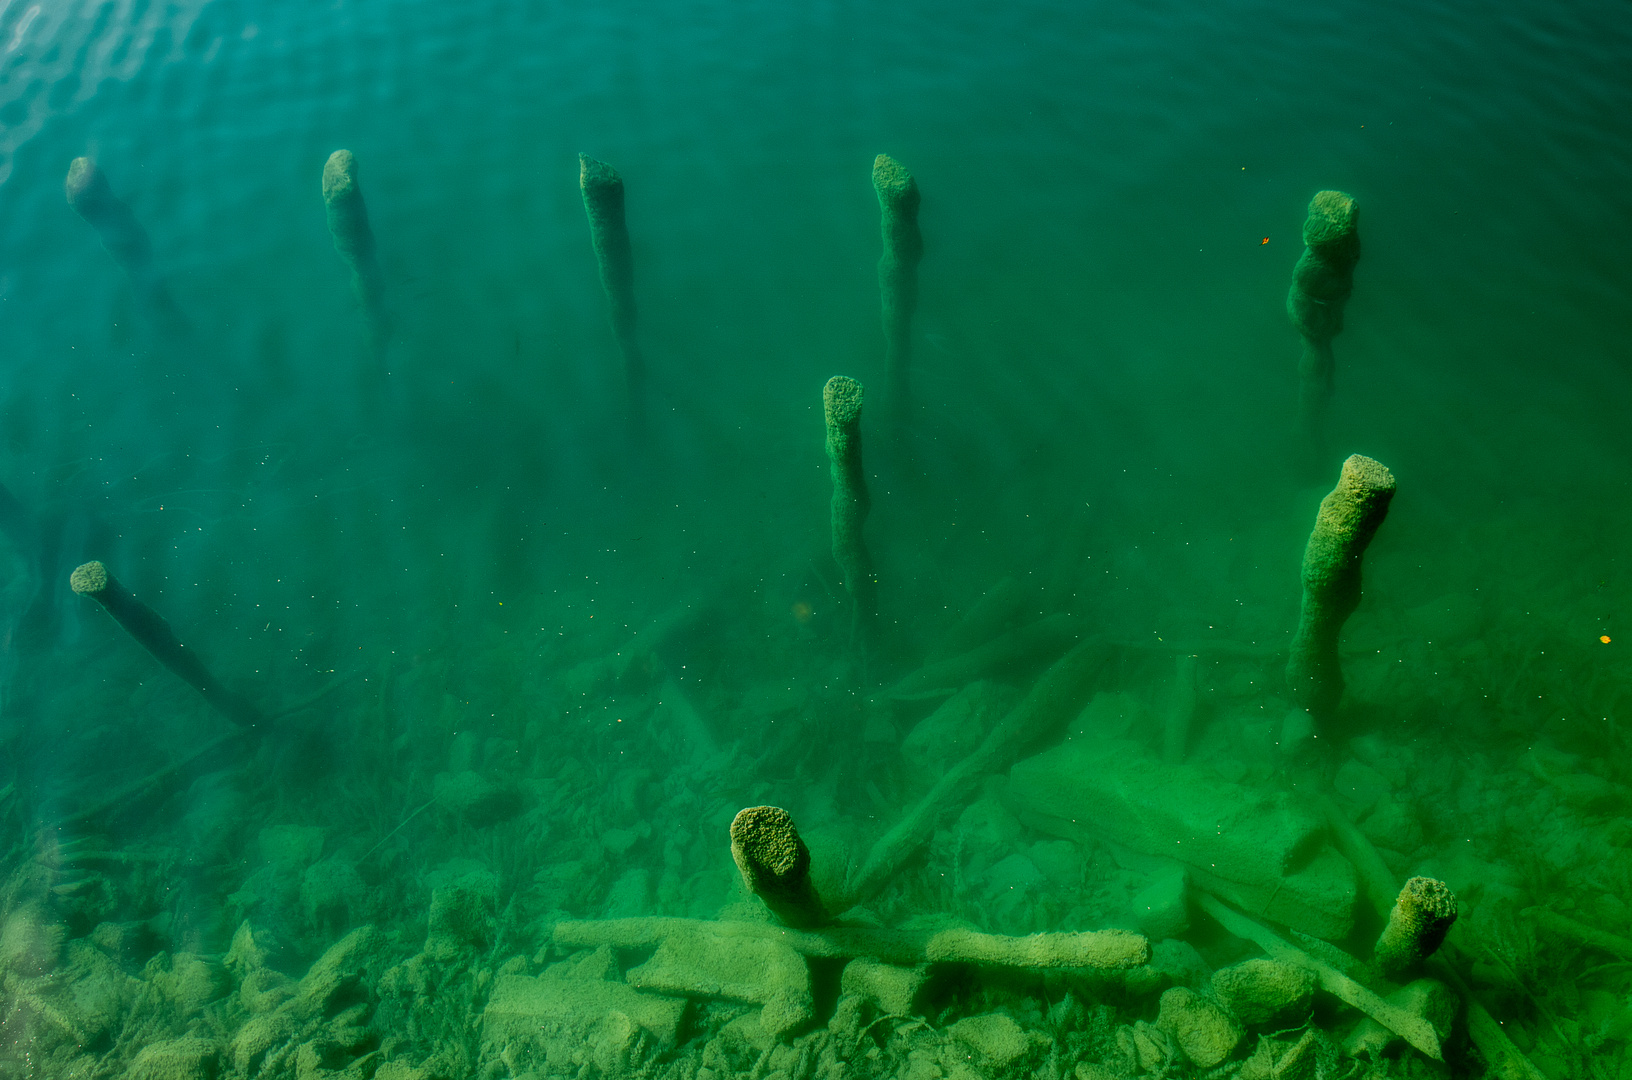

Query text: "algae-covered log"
[882, 613, 1080, 700]
[873, 154, 922, 421]
[926, 577, 1029, 663]
[1163, 652, 1198, 765]
[1375, 876, 1457, 980]
[730, 806, 825, 928]
[1287, 191, 1360, 437]
[1323, 796, 1547, 1079]
[1286, 453, 1395, 719]
[70, 560, 262, 727]
[322, 150, 388, 348]
[1197, 892, 1442, 1061]
[554, 917, 1148, 971]
[579, 153, 643, 409]
[846, 636, 1110, 904]
[823, 376, 875, 645]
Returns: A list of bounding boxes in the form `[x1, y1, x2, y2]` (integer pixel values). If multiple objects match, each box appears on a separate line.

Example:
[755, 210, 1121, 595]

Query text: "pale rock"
[231, 1012, 295, 1075]
[300, 858, 368, 934]
[1028, 840, 1084, 890]
[1361, 797, 1424, 853]
[1130, 865, 1189, 940]
[128, 1036, 220, 1080]
[840, 957, 928, 1016]
[1211, 958, 1314, 1029]
[145, 951, 228, 1017]
[604, 868, 652, 918]
[1333, 759, 1392, 815]
[0, 903, 65, 976]
[432, 770, 524, 826]
[424, 870, 498, 959]
[258, 825, 326, 870]
[1155, 986, 1242, 1067]
[948, 1012, 1044, 1071]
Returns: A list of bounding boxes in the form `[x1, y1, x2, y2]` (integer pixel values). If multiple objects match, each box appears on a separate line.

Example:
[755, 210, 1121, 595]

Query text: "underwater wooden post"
[322, 150, 388, 348]
[730, 806, 825, 928]
[70, 561, 262, 727]
[1323, 797, 1548, 1080]
[1285, 454, 1394, 721]
[873, 154, 922, 425]
[1286, 190, 1360, 441]
[1163, 653, 1198, 764]
[1374, 876, 1458, 980]
[1196, 892, 1442, 1060]
[579, 153, 643, 417]
[65, 157, 163, 300]
[823, 376, 875, 647]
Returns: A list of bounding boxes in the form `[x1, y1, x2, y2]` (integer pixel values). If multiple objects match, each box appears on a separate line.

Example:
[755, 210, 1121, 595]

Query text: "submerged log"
[554, 917, 1148, 971]
[1196, 892, 1442, 1061]
[846, 636, 1110, 905]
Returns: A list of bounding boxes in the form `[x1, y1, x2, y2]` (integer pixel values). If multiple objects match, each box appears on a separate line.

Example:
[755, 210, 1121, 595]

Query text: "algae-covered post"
[65, 157, 165, 304]
[873, 154, 922, 424]
[1287, 190, 1360, 442]
[730, 806, 825, 928]
[70, 560, 262, 727]
[1375, 876, 1458, 980]
[823, 376, 876, 647]
[1286, 453, 1395, 721]
[322, 150, 388, 348]
[579, 153, 643, 413]
[1163, 652, 1198, 765]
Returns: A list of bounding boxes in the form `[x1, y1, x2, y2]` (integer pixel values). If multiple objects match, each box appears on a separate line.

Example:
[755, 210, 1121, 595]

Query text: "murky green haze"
[1, 0, 1630, 1076]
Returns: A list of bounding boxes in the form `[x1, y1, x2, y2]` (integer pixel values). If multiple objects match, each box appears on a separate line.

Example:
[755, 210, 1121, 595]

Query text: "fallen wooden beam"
[553, 917, 1149, 971]
[846, 636, 1111, 904]
[1196, 891, 1442, 1061]
[1524, 906, 1632, 963]
[1320, 796, 1546, 1079]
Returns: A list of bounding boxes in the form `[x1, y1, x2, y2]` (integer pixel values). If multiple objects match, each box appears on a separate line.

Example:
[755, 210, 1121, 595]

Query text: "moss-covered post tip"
[730, 805, 825, 929]
[65, 157, 104, 206]
[823, 375, 864, 426]
[321, 149, 360, 201]
[1375, 876, 1457, 978]
[70, 560, 110, 596]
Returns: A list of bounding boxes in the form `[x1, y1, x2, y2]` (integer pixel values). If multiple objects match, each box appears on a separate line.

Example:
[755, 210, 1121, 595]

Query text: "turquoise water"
[1, 0, 1630, 1076]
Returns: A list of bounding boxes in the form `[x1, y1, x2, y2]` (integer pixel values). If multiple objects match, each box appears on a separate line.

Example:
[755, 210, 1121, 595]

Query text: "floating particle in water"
[1601, 635, 1612, 644]
[791, 601, 813, 624]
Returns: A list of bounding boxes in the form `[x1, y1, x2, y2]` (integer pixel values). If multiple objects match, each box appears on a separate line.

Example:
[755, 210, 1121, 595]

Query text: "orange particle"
[1261, 237, 1269, 245]
[1602, 635, 1612, 644]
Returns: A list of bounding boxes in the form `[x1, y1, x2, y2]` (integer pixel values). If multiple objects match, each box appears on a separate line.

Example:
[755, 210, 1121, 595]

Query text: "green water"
[1, 0, 1630, 1076]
